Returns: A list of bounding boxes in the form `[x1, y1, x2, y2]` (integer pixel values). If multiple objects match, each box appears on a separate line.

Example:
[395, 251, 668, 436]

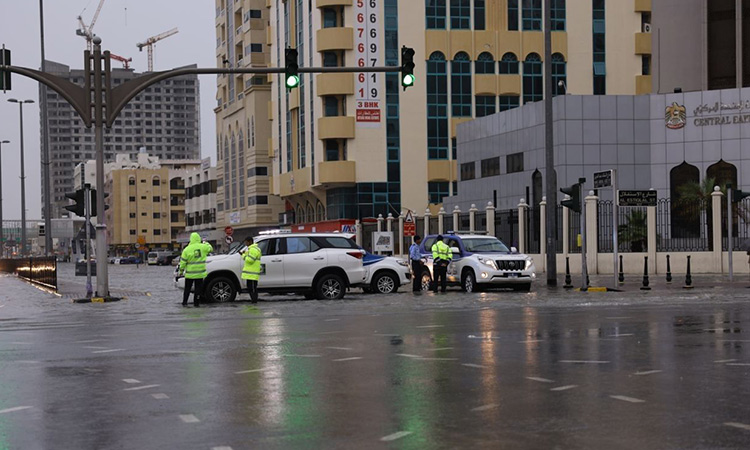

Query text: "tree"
[618, 210, 648, 252]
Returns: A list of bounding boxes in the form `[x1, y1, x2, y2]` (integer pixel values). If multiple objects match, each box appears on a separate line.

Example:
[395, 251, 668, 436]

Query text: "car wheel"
[205, 277, 237, 303]
[315, 274, 346, 300]
[513, 284, 531, 292]
[373, 272, 398, 294]
[461, 270, 477, 293]
[420, 271, 433, 291]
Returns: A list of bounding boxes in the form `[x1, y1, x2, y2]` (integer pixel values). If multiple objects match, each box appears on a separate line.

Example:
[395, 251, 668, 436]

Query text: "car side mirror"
[510, 247, 518, 254]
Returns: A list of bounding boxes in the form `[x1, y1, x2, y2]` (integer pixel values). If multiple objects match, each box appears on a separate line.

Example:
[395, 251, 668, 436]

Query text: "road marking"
[0, 406, 32, 414]
[396, 353, 422, 358]
[179, 414, 200, 423]
[333, 357, 363, 362]
[92, 349, 125, 354]
[324, 318, 340, 322]
[0, 304, 5, 308]
[550, 385, 578, 392]
[715, 359, 738, 363]
[610, 395, 645, 403]
[526, 377, 555, 383]
[428, 347, 454, 351]
[152, 393, 169, 399]
[9, 342, 32, 345]
[419, 357, 458, 361]
[122, 379, 141, 384]
[726, 363, 750, 366]
[83, 346, 109, 349]
[471, 403, 499, 412]
[634, 370, 662, 376]
[559, 360, 610, 364]
[461, 363, 486, 369]
[416, 325, 444, 329]
[326, 347, 353, 351]
[124, 384, 160, 391]
[373, 333, 400, 337]
[725, 422, 750, 431]
[718, 339, 750, 342]
[212, 447, 234, 450]
[75, 339, 106, 344]
[518, 339, 545, 343]
[283, 354, 321, 358]
[17, 360, 39, 364]
[608, 334, 634, 337]
[318, 331, 344, 335]
[380, 431, 412, 442]
[235, 367, 275, 374]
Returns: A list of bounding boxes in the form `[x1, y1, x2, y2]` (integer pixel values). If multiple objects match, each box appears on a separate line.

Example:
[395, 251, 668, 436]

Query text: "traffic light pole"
[543, 0, 557, 286]
[580, 180, 588, 291]
[728, 186, 733, 282]
[84, 183, 92, 298]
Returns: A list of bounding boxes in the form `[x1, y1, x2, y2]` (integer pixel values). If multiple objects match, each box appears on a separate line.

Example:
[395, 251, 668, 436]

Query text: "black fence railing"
[526, 207, 541, 254]
[598, 201, 648, 253]
[494, 209, 519, 248]
[657, 198, 710, 252]
[0, 257, 58, 290]
[720, 198, 750, 251]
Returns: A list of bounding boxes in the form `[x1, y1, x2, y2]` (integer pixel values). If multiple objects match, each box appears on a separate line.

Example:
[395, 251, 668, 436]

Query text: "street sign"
[594, 170, 612, 188]
[225, 235, 234, 245]
[618, 190, 657, 207]
[403, 210, 416, 237]
[372, 232, 393, 252]
[224, 226, 234, 236]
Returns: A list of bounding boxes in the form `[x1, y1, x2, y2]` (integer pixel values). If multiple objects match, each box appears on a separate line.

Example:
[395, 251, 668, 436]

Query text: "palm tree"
[675, 177, 722, 203]
[618, 210, 648, 252]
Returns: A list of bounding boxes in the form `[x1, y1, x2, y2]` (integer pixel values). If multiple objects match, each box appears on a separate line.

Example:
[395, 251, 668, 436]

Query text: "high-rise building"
[265, 0, 653, 224]
[183, 158, 220, 246]
[215, 0, 285, 240]
[41, 60, 201, 220]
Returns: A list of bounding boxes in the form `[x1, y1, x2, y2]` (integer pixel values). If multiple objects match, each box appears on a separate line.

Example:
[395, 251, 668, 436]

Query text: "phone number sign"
[354, 0, 382, 128]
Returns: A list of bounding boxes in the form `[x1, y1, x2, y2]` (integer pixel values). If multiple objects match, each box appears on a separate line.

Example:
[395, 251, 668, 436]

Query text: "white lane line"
[428, 347, 454, 351]
[326, 347, 353, 351]
[559, 360, 610, 364]
[526, 376, 555, 383]
[550, 385, 578, 392]
[122, 379, 141, 384]
[92, 349, 125, 354]
[416, 325, 444, 329]
[0, 406, 32, 414]
[212, 447, 234, 450]
[9, 342, 32, 345]
[179, 414, 200, 423]
[725, 422, 750, 431]
[333, 357, 363, 362]
[419, 357, 458, 361]
[124, 384, 160, 391]
[324, 318, 340, 322]
[380, 431, 412, 442]
[461, 363, 486, 369]
[283, 354, 322, 358]
[634, 370, 662, 376]
[75, 339, 106, 344]
[17, 361, 39, 364]
[471, 403, 500, 412]
[83, 346, 109, 349]
[396, 353, 422, 358]
[318, 331, 344, 335]
[518, 339, 545, 343]
[726, 363, 750, 366]
[610, 395, 646, 403]
[152, 393, 169, 399]
[714, 359, 738, 363]
[235, 367, 275, 374]
[0, 304, 5, 308]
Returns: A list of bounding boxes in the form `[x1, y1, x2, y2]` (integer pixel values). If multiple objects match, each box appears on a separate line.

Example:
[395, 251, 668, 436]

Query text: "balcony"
[635, 33, 651, 55]
[634, 0, 651, 12]
[316, 0, 352, 7]
[317, 161, 356, 186]
[317, 116, 355, 140]
[316, 73, 354, 96]
[316, 28, 353, 52]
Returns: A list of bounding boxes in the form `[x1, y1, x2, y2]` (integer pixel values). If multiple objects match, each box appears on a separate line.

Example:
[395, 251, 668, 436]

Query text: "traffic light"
[284, 48, 299, 90]
[400, 46, 415, 90]
[64, 189, 86, 217]
[0, 48, 10, 92]
[89, 189, 110, 217]
[560, 182, 582, 213]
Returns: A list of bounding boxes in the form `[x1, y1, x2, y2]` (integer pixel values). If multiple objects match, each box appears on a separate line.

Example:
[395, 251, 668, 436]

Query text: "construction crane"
[109, 53, 132, 70]
[76, 0, 108, 51]
[136, 28, 179, 72]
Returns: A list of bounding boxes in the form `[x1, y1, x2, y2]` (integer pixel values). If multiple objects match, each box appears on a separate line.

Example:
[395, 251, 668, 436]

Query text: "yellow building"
[215, 0, 286, 237]
[263, 0, 652, 223]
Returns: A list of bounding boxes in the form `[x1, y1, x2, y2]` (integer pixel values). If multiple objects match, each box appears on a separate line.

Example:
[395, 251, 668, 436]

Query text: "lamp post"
[39, 0, 53, 255]
[7, 99, 34, 257]
[0, 139, 8, 257]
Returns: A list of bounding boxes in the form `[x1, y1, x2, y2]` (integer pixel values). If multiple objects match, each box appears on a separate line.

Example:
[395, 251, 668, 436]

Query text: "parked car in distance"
[171, 256, 180, 266]
[148, 251, 174, 265]
[360, 251, 411, 294]
[119, 256, 142, 265]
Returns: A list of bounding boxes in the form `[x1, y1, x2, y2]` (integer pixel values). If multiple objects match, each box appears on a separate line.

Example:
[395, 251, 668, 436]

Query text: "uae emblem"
[665, 102, 687, 129]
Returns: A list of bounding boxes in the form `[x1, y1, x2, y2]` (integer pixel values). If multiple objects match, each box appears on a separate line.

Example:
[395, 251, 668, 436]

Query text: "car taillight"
[347, 251, 364, 259]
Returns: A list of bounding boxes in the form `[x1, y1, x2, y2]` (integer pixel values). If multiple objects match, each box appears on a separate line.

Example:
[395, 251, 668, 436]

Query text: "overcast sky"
[0, 0, 216, 220]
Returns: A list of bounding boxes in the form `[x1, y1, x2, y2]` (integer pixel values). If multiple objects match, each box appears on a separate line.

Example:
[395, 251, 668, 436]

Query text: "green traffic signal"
[285, 74, 300, 89]
[284, 48, 299, 91]
[401, 46, 415, 90]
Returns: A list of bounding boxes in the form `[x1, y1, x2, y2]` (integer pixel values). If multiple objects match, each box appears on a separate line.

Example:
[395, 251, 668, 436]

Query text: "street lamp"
[0, 139, 8, 257]
[8, 99, 34, 257]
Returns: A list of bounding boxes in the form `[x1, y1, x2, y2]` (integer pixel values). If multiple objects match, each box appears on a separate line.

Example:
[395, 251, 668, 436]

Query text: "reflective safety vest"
[179, 232, 213, 279]
[431, 240, 452, 262]
[241, 243, 262, 281]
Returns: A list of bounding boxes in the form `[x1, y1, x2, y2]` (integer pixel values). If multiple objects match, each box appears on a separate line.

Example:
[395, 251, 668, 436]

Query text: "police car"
[360, 250, 411, 294]
[418, 232, 536, 292]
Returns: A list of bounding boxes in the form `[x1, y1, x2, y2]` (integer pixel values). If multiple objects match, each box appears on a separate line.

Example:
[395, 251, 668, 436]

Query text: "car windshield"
[228, 242, 245, 254]
[462, 238, 510, 253]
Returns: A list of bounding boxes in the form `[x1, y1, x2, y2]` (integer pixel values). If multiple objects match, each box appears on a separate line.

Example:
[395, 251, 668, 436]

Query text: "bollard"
[618, 255, 624, 284]
[683, 255, 693, 289]
[666, 254, 672, 283]
[640, 256, 651, 290]
[563, 256, 573, 289]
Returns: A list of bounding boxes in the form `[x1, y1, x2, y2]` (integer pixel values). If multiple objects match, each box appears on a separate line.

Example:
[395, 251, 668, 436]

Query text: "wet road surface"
[1, 264, 750, 449]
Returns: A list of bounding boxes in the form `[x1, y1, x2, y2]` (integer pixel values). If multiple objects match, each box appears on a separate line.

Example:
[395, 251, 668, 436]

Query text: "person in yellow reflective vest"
[241, 236, 262, 303]
[178, 232, 213, 307]
[431, 235, 452, 293]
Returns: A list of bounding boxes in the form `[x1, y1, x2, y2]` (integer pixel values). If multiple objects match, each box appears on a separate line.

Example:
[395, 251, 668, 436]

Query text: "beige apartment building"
[215, 0, 285, 237]
[262, 0, 653, 225]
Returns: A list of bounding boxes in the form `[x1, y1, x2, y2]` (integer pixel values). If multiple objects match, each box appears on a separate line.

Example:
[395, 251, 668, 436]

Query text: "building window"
[551, 0, 566, 31]
[475, 52, 495, 74]
[522, 0, 542, 31]
[523, 53, 543, 104]
[128, 178, 135, 186]
[428, 181, 450, 204]
[451, 52, 472, 117]
[481, 157, 500, 178]
[154, 229, 161, 236]
[130, 230, 136, 235]
[323, 8, 339, 28]
[427, 52, 449, 160]
[426, 0, 446, 29]
[474, 0, 485, 30]
[499, 95, 520, 112]
[248, 195, 269, 206]
[552, 53, 566, 96]
[153, 213, 161, 219]
[249, 43, 263, 53]
[129, 196, 136, 202]
[507, 152, 524, 173]
[499, 52, 519, 74]
[152, 178, 160, 186]
[461, 162, 476, 181]
[450, 0, 470, 29]
[153, 196, 160, 202]
[129, 213, 136, 218]
[323, 51, 339, 67]
[475, 95, 496, 117]
[324, 96, 339, 116]
[642, 55, 651, 76]
[325, 140, 340, 161]
[508, 0, 519, 30]
[593, 0, 606, 94]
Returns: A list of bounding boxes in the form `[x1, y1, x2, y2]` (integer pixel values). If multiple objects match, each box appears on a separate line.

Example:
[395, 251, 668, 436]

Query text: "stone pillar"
[438, 207, 446, 234]
[486, 202, 496, 236]
[377, 214, 384, 232]
[539, 197, 547, 271]
[453, 206, 461, 233]
[469, 204, 478, 232]
[518, 199, 528, 253]
[585, 191, 599, 274]
[355, 219, 362, 247]
[711, 187, 724, 270]
[647, 192, 657, 274]
[423, 208, 431, 236]
[562, 197, 570, 257]
[386, 213, 394, 255]
[398, 212, 405, 257]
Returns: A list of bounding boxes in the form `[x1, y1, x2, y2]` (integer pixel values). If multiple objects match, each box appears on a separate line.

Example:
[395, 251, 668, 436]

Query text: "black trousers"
[411, 261, 422, 291]
[183, 278, 204, 305]
[433, 262, 448, 293]
[246, 279, 258, 303]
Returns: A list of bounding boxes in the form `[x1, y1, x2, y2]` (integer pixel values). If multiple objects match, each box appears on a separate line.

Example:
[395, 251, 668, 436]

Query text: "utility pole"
[40, 0, 52, 256]
[544, 0, 557, 285]
[8, 99, 34, 257]
[0, 140, 8, 255]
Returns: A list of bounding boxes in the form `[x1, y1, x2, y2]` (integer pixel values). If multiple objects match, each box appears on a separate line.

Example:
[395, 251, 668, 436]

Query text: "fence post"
[386, 213, 394, 255]
[452, 206, 461, 233]
[711, 186, 724, 271]
[469, 204, 478, 232]
[518, 199, 528, 254]
[539, 197, 546, 272]
[424, 208, 431, 236]
[355, 219, 362, 246]
[377, 214, 384, 232]
[438, 207, 446, 234]
[584, 191, 599, 275]
[486, 202, 496, 236]
[562, 198, 570, 257]
[647, 193, 657, 274]
[398, 212, 405, 257]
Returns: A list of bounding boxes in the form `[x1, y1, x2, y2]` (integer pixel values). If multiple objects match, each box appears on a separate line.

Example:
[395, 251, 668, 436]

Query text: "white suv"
[175, 233, 366, 301]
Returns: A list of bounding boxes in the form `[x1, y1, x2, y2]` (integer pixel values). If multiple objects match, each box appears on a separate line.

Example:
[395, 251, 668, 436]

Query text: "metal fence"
[657, 198, 710, 252]
[494, 209, 519, 248]
[598, 201, 647, 253]
[475, 211, 487, 232]
[721, 198, 750, 251]
[0, 257, 58, 291]
[525, 207, 541, 254]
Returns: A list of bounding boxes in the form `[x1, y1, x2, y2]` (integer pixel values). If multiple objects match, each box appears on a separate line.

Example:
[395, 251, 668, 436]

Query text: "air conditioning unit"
[643, 23, 652, 33]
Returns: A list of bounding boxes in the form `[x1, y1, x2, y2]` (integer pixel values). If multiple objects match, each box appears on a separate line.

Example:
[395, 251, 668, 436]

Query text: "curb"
[72, 297, 123, 303]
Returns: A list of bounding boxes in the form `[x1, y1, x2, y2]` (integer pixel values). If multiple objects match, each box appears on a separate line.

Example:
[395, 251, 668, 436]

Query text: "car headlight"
[397, 260, 409, 267]
[477, 256, 497, 270]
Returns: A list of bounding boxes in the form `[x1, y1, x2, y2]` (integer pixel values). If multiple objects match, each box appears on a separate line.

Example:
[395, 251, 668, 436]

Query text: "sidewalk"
[548, 273, 750, 293]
